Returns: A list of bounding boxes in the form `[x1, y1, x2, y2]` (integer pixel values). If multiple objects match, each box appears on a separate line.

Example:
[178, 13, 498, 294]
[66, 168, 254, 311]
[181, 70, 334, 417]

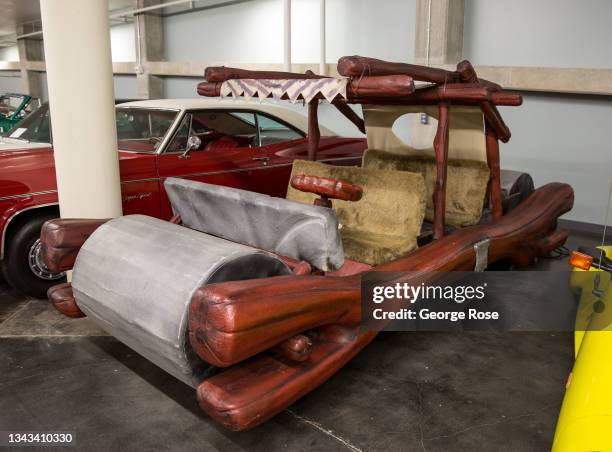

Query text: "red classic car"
[0, 99, 365, 297]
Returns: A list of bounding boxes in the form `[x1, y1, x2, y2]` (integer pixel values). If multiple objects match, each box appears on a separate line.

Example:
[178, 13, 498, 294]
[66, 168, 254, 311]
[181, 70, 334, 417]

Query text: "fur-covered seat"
[286, 160, 426, 266]
[362, 149, 489, 227]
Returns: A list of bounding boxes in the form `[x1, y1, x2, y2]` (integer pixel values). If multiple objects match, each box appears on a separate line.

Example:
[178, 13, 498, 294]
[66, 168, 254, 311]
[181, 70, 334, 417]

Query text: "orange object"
[569, 251, 593, 271]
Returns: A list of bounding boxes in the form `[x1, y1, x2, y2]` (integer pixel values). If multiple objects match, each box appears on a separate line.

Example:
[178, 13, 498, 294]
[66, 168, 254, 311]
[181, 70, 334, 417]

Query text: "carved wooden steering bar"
[290, 174, 363, 208]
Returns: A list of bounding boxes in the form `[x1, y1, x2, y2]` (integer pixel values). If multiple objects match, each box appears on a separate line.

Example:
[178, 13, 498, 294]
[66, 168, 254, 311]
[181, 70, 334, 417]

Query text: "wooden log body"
[40, 218, 109, 273]
[189, 183, 573, 368]
[193, 182, 573, 430]
[47, 282, 85, 318]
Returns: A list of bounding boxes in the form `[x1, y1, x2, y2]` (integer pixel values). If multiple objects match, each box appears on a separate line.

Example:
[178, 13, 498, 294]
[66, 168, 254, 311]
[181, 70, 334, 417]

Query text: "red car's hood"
[0, 138, 52, 155]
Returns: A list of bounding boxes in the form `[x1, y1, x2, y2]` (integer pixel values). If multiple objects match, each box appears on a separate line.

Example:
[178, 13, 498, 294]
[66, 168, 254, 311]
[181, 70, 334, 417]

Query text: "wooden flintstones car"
[40, 56, 574, 431]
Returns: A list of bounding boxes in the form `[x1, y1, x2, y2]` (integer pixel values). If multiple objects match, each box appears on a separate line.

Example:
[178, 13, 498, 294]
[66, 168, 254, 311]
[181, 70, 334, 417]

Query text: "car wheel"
[3, 214, 66, 298]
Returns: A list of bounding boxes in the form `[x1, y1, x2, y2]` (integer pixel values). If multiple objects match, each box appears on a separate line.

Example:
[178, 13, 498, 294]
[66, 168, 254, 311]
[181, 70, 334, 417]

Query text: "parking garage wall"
[465, 0, 612, 225]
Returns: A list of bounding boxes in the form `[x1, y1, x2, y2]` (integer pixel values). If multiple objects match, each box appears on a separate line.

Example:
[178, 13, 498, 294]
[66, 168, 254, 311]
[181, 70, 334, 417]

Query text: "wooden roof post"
[433, 101, 450, 239]
[485, 121, 503, 221]
[308, 100, 320, 161]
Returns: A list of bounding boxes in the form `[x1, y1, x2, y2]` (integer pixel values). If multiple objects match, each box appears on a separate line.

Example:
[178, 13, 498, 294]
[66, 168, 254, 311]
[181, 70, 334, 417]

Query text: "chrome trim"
[474, 238, 490, 272]
[156, 109, 187, 155]
[0, 190, 58, 202]
[164, 156, 359, 180]
[1, 202, 59, 259]
[121, 177, 161, 185]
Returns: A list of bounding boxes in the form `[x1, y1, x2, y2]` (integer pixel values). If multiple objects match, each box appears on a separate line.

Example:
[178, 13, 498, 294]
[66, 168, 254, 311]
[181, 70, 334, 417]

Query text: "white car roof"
[116, 98, 335, 137]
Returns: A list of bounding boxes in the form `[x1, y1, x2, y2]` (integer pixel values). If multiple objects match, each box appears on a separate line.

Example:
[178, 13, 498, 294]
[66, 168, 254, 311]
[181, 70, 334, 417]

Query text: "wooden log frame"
[199, 57, 521, 237]
[39, 57, 557, 432]
[485, 121, 503, 221]
[433, 102, 450, 239]
[307, 100, 320, 161]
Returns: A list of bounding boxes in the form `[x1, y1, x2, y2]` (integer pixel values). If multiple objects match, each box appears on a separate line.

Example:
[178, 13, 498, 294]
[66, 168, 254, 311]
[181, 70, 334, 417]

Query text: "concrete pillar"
[319, 0, 326, 76]
[137, 73, 163, 99]
[16, 25, 45, 98]
[283, 0, 291, 72]
[40, 0, 122, 220]
[415, 0, 464, 65]
[135, 0, 164, 99]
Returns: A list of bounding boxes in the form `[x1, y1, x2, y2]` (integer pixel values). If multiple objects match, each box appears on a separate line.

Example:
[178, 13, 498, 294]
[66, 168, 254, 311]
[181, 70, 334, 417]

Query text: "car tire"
[2, 214, 66, 298]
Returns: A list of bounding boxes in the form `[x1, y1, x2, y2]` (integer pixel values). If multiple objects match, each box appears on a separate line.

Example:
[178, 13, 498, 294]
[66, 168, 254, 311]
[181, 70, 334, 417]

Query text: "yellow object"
[552, 246, 612, 451]
[568, 250, 593, 271]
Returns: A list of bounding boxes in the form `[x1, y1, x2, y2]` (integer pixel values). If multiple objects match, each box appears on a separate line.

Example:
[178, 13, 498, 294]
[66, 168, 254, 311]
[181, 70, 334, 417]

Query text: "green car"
[0, 93, 41, 135]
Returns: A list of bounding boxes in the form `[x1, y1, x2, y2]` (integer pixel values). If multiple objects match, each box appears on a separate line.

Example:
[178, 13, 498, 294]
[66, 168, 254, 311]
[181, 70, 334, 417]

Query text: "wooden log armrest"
[290, 174, 363, 208]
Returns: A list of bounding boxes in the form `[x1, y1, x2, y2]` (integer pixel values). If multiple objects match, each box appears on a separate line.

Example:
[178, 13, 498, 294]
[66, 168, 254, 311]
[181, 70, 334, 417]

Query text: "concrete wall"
[500, 93, 611, 224]
[464, 0, 612, 223]
[114, 74, 138, 99]
[163, 0, 416, 63]
[0, 45, 19, 61]
[110, 23, 136, 62]
[0, 71, 22, 93]
[464, 0, 612, 68]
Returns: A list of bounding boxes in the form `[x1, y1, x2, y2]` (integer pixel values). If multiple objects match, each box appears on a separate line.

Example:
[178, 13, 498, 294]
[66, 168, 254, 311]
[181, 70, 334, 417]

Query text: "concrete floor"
[0, 231, 601, 452]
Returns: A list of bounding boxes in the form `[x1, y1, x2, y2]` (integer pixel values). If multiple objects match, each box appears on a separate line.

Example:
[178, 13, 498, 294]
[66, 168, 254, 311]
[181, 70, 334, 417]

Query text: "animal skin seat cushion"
[165, 177, 344, 271]
[362, 149, 489, 227]
[286, 160, 426, 266]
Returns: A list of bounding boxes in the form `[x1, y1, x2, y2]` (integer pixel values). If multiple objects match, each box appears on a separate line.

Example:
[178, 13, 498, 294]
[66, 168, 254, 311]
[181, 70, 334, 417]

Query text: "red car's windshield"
[116, 108, 178, 152]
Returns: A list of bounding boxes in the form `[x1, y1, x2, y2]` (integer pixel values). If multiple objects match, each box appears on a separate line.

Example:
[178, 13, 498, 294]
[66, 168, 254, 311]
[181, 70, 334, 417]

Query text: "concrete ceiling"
[0, 0, 250, 46]
[0, 0, 137, 37]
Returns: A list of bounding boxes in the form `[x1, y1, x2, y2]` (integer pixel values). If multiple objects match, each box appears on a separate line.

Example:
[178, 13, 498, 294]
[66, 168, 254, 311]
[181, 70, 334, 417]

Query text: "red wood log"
[197, 325, 375, 431]
[48, 283, 85, 318]
[188, 182, 573, 370]
[290, 174, 363, 204]
[188, 275, 360, 368]
[198, 80, 520, 108]
[332, 99, 366, 133]
[271, 334, 313, 362]
[205, 66, 326, 82]
[481, 101, 511, 142]
[364, 83, 521, 106]
[350, 75, 414, 97]
[433, 102, 450, 239]
[338, 55, 461, 84]
[455, 60, 502, 90]
[307, 100, 320, 161]
[197, 74, 415, 101]
[40, 218, 109, 272]
[485, 121, 503, 221]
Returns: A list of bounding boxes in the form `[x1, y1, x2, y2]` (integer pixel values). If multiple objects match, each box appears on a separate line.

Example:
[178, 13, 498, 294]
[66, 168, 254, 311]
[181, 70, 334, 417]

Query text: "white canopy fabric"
[220, 77, 349, 104]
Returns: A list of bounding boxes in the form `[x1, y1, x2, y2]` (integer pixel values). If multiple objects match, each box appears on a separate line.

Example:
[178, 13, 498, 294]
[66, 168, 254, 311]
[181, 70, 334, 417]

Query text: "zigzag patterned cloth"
[220, 77, 349, 103]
